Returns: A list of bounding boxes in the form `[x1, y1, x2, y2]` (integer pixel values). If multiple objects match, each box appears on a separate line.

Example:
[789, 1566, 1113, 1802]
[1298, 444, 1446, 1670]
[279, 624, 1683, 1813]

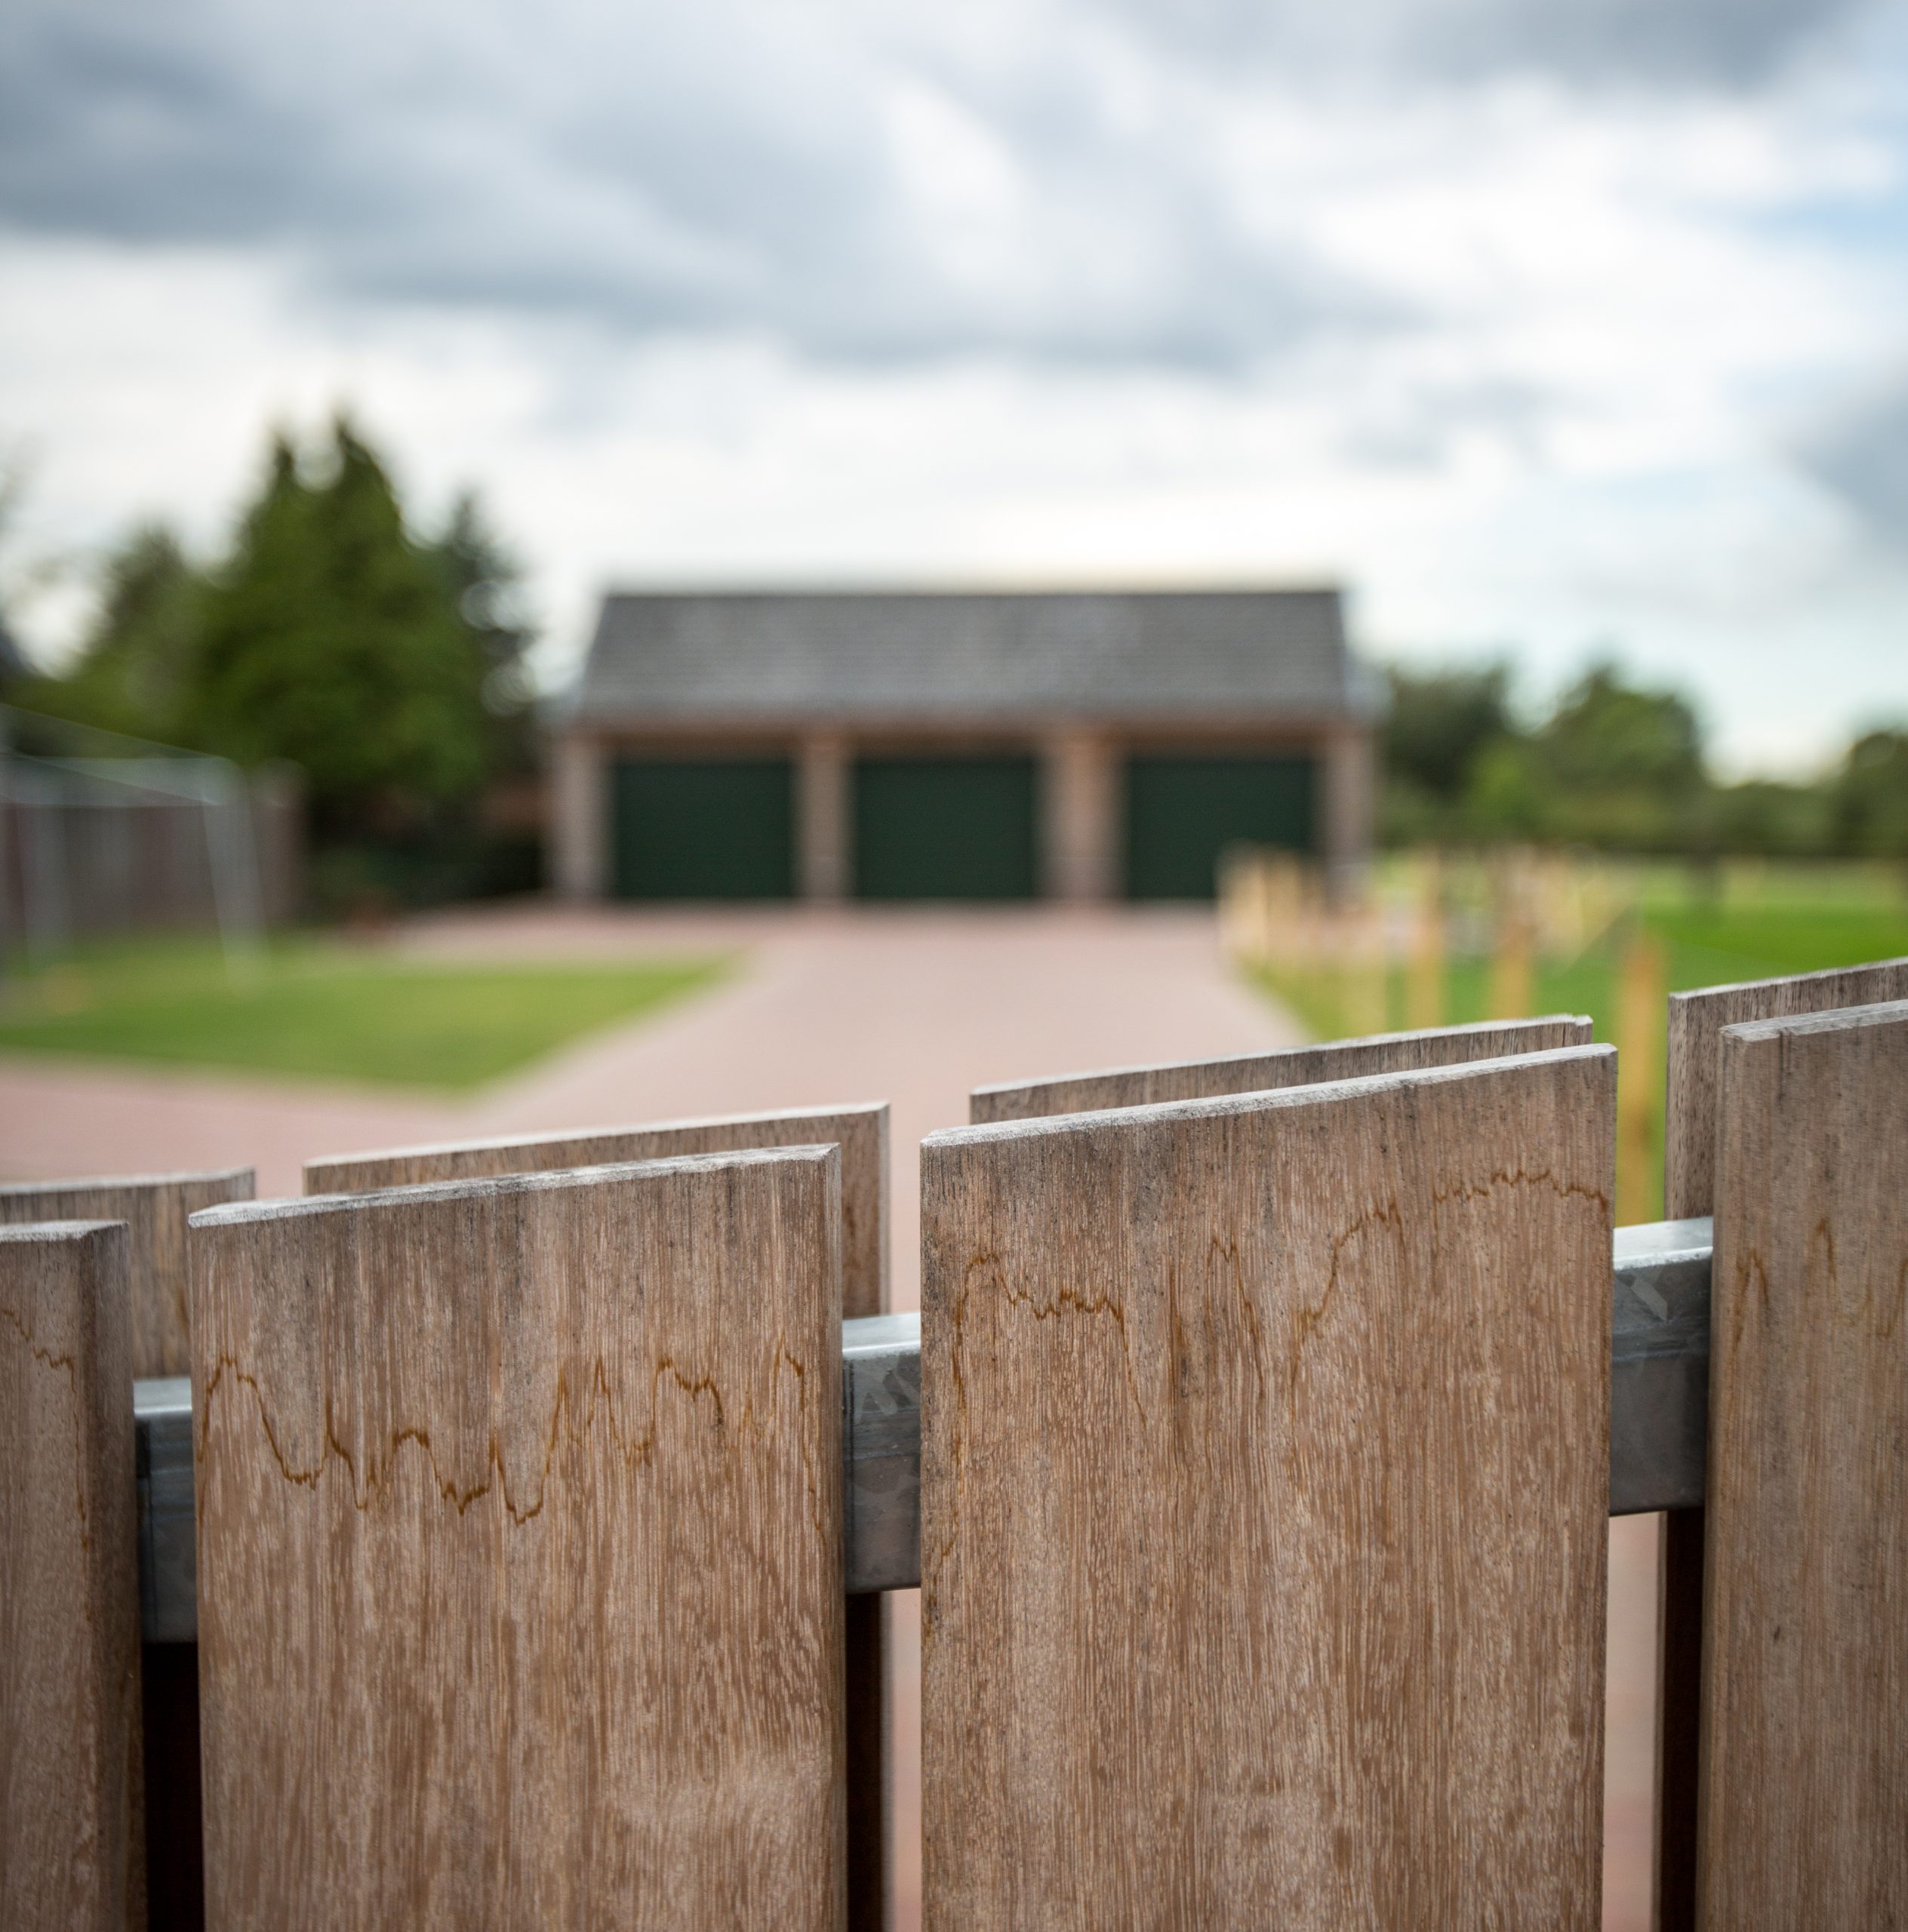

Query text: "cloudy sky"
[3, 0, 1907, 768]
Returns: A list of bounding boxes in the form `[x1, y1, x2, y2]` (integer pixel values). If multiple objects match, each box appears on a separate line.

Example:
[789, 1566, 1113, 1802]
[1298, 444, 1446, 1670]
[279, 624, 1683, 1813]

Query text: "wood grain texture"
[922, 1046, 1616, 1930]
[192, 1149, 846, 1932]
[306, 1102, 888, 1318]
[0, 1171, 254, 1380]
[306, 1106, 891, 1927]
[1696, 1000, 1908, 1927]
[1663, 958, 1908, 1220]
[1654, 955, 1908, 1932]
[1, 1221, 144, 1932]
[969, 1015, 1594, 1122]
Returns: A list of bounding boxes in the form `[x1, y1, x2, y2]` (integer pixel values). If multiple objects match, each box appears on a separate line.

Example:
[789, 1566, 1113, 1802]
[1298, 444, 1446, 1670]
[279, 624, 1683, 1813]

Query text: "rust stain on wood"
[922, 1048, 1615, 1929]
[0, 1169, 253, 1380]
[190, 1150, 846, 1931]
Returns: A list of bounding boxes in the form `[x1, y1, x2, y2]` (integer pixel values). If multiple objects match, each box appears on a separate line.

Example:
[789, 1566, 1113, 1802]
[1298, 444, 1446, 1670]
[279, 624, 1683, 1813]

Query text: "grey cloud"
[1103, 0, 1880, 90]
[1806, 385, 1908, 537]
[0, 0, 1882, 372]
[0, 0, 1396, 368]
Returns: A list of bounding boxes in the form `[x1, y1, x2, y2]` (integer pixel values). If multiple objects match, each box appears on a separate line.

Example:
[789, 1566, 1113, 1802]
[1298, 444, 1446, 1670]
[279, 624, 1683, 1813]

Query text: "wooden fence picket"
[922, 1046, 1616, 1928]
[303, 1102, 891, 1930]
[190, 1149, 847, 1931]
[0, 1171, 254, 1380]
[1698, 1000, 1908, 1924]
[1663, 956, 1908, 1218]
[1653, 956, 1908, 1931]
[304, 1102, 888, 1319]
[1, 1222, 143, 1932]
[968, 1014, 1592, 1122]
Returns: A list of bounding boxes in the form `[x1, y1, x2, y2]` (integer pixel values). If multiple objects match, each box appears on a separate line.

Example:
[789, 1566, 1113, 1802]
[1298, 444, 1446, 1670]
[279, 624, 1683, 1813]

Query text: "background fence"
[2, 955, 1904, 1927]
[0, 709, 302, 965]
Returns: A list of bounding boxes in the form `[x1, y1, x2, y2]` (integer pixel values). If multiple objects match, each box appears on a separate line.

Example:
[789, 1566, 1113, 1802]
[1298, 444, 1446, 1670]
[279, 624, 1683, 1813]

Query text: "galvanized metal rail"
[135, 1218, 1713, 1638]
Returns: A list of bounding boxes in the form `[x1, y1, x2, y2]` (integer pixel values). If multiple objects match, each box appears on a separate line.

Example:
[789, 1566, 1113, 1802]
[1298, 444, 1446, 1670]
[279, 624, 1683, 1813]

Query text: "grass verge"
[0, 938, 728, 1091]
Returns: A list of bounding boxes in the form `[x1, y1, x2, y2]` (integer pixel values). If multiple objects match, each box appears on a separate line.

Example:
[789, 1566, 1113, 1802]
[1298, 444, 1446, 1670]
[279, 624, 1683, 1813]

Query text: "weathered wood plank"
[1663, 958, 1908, 1221]
[1, 1221, 144, 1931]
[306, 1102, 888, 1318]
[1696, 1000, 1908, 1927]
[969, 1015, 1593, 1122]
[192, 1150, 846, 1932]
[306, 1103, 891, 1927]
[922, 1046, 1615, 1929]
[0, 1171, 254, 1380]
[1654, 955, 1908, 1932]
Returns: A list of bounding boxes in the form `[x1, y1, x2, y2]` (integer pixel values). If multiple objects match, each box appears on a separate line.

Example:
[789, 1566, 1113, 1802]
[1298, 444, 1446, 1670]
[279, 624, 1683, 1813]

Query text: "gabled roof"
[572, 588, 1375, 724]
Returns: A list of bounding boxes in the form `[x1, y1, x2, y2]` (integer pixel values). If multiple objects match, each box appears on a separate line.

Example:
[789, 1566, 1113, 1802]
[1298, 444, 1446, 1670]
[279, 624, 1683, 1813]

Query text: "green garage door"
[611, 757, 794, 900]
[854, 756, 1039, 900]
[1124, 755, 1316, 900]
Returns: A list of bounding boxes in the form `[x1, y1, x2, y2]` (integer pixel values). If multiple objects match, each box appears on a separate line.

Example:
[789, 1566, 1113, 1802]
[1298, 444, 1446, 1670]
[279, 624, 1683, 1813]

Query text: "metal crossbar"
[134, 1217, 1713, 1639]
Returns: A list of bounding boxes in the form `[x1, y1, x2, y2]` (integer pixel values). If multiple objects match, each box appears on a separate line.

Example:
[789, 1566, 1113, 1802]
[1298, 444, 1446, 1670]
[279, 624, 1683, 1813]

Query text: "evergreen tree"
[15, 524, 205, 739]
[429, 490, 538, 776]
[194, 419, 493, 835]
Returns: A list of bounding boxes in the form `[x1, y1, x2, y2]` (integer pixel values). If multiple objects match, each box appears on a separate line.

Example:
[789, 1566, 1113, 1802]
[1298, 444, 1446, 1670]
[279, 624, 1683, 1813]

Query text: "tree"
[1537, 662, 1704, 795]
[1379, 661, 1518, 842]
[1832, 729, 1908, 858]
[11, 525, 203, 739]
[429, 491, 538, 775]
[192, 418, 494, 836]
[1531, 661, 1707, 849]
[1383, 662, 1516, 802]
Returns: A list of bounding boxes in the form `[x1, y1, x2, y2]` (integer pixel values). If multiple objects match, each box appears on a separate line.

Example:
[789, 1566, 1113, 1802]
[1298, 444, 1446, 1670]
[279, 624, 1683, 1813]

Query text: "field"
[1248, 858, 1908, 1222]
[0, 938, 726, 1091]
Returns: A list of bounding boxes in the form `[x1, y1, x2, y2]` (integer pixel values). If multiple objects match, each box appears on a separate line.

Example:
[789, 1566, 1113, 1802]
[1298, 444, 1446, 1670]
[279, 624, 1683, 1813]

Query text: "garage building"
[552, 588, 1377, 902]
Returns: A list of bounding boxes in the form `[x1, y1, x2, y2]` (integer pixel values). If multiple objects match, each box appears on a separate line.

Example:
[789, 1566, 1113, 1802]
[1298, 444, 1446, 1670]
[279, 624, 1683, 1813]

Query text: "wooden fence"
[2, 968, 1905, 1927]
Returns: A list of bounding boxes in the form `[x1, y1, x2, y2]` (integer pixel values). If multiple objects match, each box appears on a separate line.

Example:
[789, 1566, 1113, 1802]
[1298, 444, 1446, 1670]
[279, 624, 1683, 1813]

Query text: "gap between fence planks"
[1653, 955, 1908, 1932]
[303, 1101, 890, 1931]
[0, 1171, 254, 1380]
[1697, 1000, 1908, 1924]
[922, 1045, 1616, 1930]
[0, 1221, 143, 1932]
[191, 1149, 847, 1932]
[968, 1014, 1593, 1121]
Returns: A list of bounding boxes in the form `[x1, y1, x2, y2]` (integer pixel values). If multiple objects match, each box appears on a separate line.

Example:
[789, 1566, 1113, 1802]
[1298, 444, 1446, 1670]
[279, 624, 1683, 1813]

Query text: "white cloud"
[2, 0, 1906, 767]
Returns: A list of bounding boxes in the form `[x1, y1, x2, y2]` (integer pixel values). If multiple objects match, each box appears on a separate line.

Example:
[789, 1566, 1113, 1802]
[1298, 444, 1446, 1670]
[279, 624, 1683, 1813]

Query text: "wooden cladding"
[191, 1151, 846, 1930]
[922, 1047, 1616, 1927]
[0, 1222, 143, 1932]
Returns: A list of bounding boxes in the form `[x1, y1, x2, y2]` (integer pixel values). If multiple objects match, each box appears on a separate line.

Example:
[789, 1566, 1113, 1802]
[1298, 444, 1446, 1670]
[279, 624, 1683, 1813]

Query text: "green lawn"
[0, 939, 728, 1091]
[1251, 860, 1908, 1222]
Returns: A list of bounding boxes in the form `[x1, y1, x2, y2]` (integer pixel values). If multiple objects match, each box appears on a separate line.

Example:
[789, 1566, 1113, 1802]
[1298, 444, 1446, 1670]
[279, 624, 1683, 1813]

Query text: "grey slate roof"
[574, 589, 1375, 724]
